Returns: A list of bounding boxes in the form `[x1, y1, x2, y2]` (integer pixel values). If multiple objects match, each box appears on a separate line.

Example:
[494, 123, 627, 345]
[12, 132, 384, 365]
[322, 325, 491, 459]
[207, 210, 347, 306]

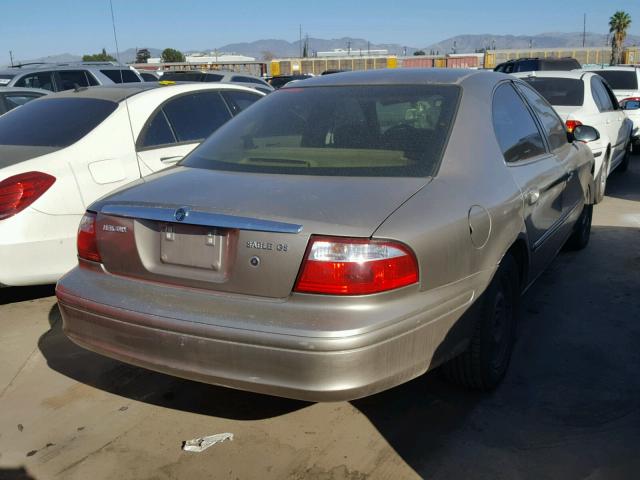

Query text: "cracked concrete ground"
[0, 157, 638, 480]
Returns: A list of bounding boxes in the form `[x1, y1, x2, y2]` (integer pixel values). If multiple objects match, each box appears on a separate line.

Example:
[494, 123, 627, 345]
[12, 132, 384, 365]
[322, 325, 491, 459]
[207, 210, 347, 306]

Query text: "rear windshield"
[0, 74, 15, 86]
[100, 69, 141, 83]
[183, 84, 460, 177]
[522, 77, 584, 106]
[0, 98, 117, 147]
[590, 70, 638, 90]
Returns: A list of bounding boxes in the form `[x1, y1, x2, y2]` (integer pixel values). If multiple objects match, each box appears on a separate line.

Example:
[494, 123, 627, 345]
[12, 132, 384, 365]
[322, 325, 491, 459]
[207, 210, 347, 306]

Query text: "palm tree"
[609, 11, 632, 65]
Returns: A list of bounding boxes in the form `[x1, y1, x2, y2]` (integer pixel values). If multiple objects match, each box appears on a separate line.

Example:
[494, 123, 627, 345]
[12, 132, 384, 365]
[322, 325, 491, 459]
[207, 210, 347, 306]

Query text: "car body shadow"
[39, 304, 310, 420]
[0, 467, 37, 480]
[0, 285, 55, 306]
[605, 153, 640, 201]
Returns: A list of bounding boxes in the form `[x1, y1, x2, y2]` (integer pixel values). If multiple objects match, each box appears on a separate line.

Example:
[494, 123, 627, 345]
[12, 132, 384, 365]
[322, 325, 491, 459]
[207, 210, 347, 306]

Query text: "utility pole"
[9, 50, 14, 67]
[299, 24, 302, 58]
[582, 14, 586, 47]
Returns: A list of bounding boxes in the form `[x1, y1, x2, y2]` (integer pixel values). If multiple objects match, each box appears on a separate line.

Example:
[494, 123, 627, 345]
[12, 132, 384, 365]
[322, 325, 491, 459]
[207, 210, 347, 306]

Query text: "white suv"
[514, 71, 632, 202]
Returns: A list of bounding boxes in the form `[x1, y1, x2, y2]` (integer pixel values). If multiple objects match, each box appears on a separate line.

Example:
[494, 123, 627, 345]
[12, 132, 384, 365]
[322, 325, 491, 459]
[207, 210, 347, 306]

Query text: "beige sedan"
[56, 69, 596, 401]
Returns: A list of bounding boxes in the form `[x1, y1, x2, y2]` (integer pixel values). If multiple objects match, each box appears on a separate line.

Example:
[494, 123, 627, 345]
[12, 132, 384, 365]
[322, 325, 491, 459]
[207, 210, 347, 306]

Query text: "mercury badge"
[174, 207, 189, 222]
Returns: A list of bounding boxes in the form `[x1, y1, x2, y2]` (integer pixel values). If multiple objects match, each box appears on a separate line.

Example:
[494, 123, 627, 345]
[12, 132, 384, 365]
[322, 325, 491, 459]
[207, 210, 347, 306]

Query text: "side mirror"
[622, 100, 640, 110]
[571, 125, 600, 143]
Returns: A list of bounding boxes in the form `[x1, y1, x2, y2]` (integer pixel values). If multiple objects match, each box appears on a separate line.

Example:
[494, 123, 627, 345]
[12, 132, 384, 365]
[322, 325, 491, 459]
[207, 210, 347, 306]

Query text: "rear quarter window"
[0, 97, 117, 147]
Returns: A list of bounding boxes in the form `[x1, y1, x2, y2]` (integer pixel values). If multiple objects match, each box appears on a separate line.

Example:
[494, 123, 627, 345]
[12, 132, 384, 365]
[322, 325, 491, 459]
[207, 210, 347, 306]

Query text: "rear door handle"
[526, 189, 540, 205]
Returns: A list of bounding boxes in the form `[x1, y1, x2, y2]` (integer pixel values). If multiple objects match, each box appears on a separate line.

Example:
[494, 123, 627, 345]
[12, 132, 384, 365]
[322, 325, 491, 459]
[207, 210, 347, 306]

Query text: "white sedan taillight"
[294, 236, 419, 295]
[0, 171, 56, 220]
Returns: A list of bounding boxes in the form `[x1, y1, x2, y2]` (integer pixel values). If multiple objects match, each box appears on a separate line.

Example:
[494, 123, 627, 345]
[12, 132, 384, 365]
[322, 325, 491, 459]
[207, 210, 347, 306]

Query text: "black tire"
[594, 155, 608, 204]
[566, 203, 593, 251]
[442, 254, 519, 390]
[618, 141, 631, 173]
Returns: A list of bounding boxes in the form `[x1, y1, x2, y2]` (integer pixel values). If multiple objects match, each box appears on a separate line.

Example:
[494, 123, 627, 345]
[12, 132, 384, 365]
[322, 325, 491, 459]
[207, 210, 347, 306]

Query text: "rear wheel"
[566, 203, 592, 251]
[594, 154, 609, 203]
[442, 254, 519, 390]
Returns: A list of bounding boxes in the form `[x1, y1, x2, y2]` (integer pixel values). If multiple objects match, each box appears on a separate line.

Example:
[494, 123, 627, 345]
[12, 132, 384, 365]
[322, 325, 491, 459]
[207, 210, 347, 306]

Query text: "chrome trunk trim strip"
[100, 204, 303, 234]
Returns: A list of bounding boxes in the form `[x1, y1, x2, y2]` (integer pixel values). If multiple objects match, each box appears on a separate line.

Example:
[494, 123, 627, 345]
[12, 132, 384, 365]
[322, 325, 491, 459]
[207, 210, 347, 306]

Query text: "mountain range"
[8, 32, 640, 66]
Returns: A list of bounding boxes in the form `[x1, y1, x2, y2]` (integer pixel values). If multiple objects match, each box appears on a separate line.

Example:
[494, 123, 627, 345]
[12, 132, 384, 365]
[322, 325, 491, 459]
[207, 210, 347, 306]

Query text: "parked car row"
[513, 71, 632, 202]
[1, 66, 632, 402]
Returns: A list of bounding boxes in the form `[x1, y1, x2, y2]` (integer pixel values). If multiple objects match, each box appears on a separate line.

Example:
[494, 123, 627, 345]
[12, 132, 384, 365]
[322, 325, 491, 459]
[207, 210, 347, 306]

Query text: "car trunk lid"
[94, 166, 429, 298]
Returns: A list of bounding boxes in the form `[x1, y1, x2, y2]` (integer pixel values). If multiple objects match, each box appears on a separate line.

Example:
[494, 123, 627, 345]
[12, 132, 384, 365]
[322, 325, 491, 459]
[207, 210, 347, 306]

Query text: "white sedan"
[513, 71, 632, 203]
[0, 82, 264, 286]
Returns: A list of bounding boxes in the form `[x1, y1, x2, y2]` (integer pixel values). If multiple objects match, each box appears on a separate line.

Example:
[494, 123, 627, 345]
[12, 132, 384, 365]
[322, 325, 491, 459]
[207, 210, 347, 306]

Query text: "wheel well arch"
[592, 144, 612, 175]
[503, 237, 529, 293]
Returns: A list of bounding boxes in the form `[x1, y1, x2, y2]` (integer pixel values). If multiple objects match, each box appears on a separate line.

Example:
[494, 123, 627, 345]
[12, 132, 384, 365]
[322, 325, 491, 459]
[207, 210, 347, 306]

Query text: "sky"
[2, 0, 640, 62]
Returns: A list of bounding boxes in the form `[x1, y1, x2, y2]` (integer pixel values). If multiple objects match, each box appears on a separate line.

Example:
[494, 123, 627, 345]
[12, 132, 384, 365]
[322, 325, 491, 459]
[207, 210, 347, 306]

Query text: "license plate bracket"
[160, 223, 226, 270]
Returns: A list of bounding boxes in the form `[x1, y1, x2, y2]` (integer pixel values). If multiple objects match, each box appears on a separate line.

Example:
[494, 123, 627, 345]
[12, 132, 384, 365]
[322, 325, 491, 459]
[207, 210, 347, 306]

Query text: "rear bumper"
[0, 209, 80, 286]
[56, 266, 492, 401]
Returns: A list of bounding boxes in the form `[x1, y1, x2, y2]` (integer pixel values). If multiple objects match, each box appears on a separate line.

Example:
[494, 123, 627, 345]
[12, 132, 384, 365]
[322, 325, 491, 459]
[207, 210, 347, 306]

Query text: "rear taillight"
[294, 236, 419, 295]
[0, 171, 56, 220]
[77, 212, 101, 263]
[565, 120, 583, 133]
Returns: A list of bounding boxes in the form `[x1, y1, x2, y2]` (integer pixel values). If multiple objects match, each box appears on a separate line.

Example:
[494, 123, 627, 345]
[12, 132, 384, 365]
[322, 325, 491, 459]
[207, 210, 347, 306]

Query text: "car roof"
[283, 68, 496, 88]
[512, 70, 591, 80]
[38, 82, 262, 103]
[0, 63, 133, 74]
[586, 65, 639, 71]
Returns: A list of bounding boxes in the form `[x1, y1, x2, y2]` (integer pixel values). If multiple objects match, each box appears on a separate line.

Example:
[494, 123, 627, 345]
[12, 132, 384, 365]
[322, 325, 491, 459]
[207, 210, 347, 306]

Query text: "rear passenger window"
[492, 83, 546, 163]
[221, 90, 262, 114]
[139, 110, 176, 148]
[101, 69, 141, 83]
[591, 78, 614, 112]
[162, 92, 232, 143]
[58, 70, 91, 90]
[514, 60, 537, 72]
[14, 72, 55, 91]
[516, 83, 568, 152]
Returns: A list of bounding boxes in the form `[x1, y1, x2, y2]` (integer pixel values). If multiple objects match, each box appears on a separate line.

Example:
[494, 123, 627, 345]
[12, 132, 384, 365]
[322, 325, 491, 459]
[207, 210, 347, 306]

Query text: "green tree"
[413, 50, 426, 56]
[609, 11, 631, 65]
[161, 48, 185, 63]
[82, 48, 116, 62]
